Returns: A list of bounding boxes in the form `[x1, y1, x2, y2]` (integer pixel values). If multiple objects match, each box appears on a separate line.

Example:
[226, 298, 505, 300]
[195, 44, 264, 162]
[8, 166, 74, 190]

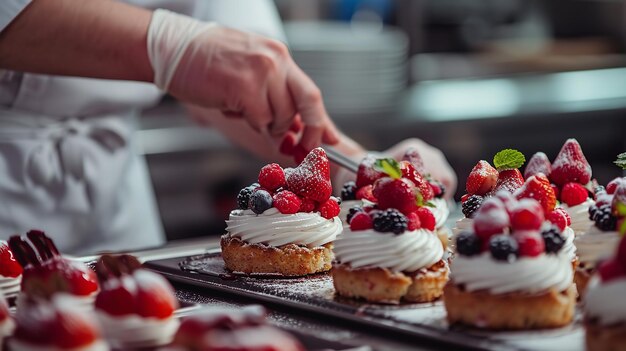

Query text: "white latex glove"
[147, 9, 339, 150]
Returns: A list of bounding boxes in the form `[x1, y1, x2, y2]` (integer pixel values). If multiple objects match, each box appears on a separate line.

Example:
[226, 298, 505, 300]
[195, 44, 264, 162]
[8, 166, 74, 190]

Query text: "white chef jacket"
[0, 0, 285, 255]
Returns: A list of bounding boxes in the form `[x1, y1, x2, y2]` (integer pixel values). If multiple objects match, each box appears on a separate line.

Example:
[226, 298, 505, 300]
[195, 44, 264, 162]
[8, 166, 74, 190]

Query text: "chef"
[0, 0, 456, 255]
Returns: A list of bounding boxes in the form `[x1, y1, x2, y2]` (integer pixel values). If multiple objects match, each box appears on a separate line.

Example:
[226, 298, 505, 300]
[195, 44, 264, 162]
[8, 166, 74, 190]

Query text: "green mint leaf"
[424, 201, 436, 208]
[374, 158, 402, 179]
[615, 202, 626, 217]
[493, 149, 526, 171]
[415, 191, 424, 207]
[615, 152, 626, 170]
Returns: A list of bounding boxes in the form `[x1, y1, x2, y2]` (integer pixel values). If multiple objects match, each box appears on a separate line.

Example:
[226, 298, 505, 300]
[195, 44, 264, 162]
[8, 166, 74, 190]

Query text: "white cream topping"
[585, 276, 626, 325]
[429, 198, 450, 229]
[226, 208, 342, 248]
[561, 198, 594, 235]
[97, 312, 179, 349]
[561, 227, 577, 261]
[339, 200, 362, 227]
[0, 317, 14, 338]
[8, 340, 109, 351]
[452, 217, 474, 236]
[575, 226, 621, 268]
[333, 228, 444, 272]
[0, 275, 21, 297]
[450, 252, 573, 294]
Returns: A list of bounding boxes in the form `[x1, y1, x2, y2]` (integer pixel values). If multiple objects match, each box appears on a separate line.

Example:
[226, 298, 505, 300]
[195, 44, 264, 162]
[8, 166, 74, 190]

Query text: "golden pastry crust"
[575, 267, 592, 297]
[331, 260, 449, 304]
[443, 283, 576, 330]
[585, 322, 626, 351]
[436, 227, 450, 251]
[221, 235, 333, 276]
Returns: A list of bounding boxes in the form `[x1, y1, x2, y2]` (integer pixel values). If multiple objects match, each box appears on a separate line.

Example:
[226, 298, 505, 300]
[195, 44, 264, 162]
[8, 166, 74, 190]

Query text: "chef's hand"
[147, 9, 339, 151]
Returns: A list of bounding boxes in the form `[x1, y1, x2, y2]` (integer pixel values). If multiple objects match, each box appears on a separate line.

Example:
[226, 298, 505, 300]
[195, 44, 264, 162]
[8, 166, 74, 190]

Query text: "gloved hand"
[147, 9, 339, 150]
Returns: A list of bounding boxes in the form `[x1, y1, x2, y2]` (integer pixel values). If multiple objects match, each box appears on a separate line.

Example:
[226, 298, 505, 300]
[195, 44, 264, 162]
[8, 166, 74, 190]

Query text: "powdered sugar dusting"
[524, 152, 551, 179]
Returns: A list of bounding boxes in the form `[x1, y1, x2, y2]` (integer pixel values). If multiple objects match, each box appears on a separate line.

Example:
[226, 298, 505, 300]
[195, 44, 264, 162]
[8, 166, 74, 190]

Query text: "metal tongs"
[323, 145, 359, 173]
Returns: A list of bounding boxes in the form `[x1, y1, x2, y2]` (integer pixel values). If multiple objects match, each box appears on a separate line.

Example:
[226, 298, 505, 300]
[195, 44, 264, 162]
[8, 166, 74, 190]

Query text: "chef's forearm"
[0, 0, 153, 82]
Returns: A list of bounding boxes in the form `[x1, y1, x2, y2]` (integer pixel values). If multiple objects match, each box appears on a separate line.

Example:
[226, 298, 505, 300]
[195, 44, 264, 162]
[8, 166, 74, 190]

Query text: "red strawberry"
[373, 177, 418, 215]
[258, 163, 286, 191]
[285, 148, 332, 203]
[416, 207, 436, 231]
[273, 191, 301, 214]
[400, 161, 434, 201]
[0, 241, 23, 278]
[356, 184, 377, 202]
[350, 212, 373, 231]
[510, 199, 544, 231]
[551, 184, 560, 201]
[546, 208, 571, 231]
[561, 182, 588, 207]
[406, 212, 421, 231]
[598, 258, 626, 283]
[493, 169, 524, 194]
[318, 198, 340, 219]
[550, 138, 592, 186]
[606, 177, 625, 195]
[516, 174, 557, 213]
[514, 231, 545, 257]
[402, 148, 426, 174]
[473, 198, 510, 241]
[524, 152, 551, 179]
[95, 279, 136, 316]
[356, 155, 384, 188]
[135, 270, 178, 319]
[299, 199, 317, 213]
[466, 160, 498, 196]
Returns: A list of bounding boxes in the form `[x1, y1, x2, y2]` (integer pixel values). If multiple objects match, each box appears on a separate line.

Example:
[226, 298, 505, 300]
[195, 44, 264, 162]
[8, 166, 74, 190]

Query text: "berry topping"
[546, 208, 571, 231]
[285, 147, 332, 203]
[551, 184, 560, 201]
[524, 152, 551, 179]
[416, 207, 436, 231]
[473, 198, 510, 241]
[430, 180, 446, 198]
[510, 199, 544, 231]
[237, 184, 258, 210]
[346, 206, 364, 224]
[493, 169, 524, 194]
[406, 212, 421, 231]
[560, 182, 588, 207]
[373, 176, 418, 216]
[0, 241, 23, 278]
[402, 147, 426, 174]
[299, 199, 317, 213]
[550, 138, 592, 186]
[272, 191, 301, 214]
[356, 184, 377, 202]
[514, 231, 545, 257]
[598, 258, 626, 283]
[318, 198, 340, 219]
[258, 163, 286, 191]
[356, 155, 384, 188]
[515, 174, 557, 213]
[606, 177, 624, 195]
[590, 203, 617, 231]
[372, 209, 408, 234]
[456, 231, 482, 256]
[400, 161, 434, 201]
[249, 190, 273, 214]
[349, 212, 373, 231]
[466, 160, 498, 196]
[341, 181, 357, 201]
[541, 228, 566, 254]
[489, 234, 519, 262]
[461, 195, 483, 218]
[461, 193, 471, 203]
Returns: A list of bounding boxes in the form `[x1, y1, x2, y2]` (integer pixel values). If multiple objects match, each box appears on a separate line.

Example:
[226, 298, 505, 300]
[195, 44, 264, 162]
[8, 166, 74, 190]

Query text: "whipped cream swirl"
[226, 208, 342, 248]
[575, 225, 620, 268]
[450, 252, 573, 294]
[98, 312, 180, 349]
[561, 198, 594, 235]
[452, 217, 473, 236]
[561, 227, 577, 261]
[585, 276, 626, 325]
[0, 275, 21, 298]
[334, 228, 444, 272]
[429, 198, 450, 229]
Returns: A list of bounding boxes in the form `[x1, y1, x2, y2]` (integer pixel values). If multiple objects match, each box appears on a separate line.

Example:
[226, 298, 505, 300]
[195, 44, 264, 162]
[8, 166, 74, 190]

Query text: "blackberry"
[489, 234, 519, 262]
[592, 204, 617, 231]
[237, 184, 258, 210]
[341, 181, 358, 201]
[588, 205, 599, 221]
[346, 206, 364, 224]
[372, 209, 408, 234]
[541, 228, 565, 254]
[249, 189, 273, 214]
[462, 195, 484, 218]
[456, 231, 481, 256]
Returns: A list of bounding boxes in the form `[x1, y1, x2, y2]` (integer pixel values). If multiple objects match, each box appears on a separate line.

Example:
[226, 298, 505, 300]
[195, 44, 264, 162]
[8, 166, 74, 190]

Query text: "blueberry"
[489, 234, 519, 262]
[541, 228, 565, 254]
[456, 231, 481, 256]
[249, 190, 273, 214]
[341, 181, 358, 201]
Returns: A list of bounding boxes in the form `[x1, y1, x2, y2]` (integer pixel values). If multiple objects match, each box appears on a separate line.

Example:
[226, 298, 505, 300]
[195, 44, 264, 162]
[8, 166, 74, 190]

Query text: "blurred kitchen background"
[140, 0, 626, 241]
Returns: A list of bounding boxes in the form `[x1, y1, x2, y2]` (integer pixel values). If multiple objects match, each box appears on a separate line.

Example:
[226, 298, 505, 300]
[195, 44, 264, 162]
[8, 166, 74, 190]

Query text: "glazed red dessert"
[171, 305, 305, 351]
[95, 254, 179, 349]
[0, 240, 22, 298]
[8, 230, 98, 307]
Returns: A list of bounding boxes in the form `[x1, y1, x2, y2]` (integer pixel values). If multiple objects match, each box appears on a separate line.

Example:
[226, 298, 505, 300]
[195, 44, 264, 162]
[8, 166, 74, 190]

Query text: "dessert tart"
[169, 305, 305, 351]
[223, 148, 342, 276]
[338, 154, 380, 227]
[0, 292, 14, 347]
[584, 236, 626, 351]
[10, 294, 108, 351]
[94, 254, 179, 349]
[574, 177, 626, 295]
[332, 158, 448, 304]
[0, 240, 22, 299]
[9, 230, 99, 309]
[444, 195, 576, 330]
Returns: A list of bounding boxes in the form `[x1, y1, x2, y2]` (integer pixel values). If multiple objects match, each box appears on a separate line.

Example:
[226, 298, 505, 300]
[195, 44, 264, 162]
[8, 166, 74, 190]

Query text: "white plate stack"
[285, 21, 409, 117]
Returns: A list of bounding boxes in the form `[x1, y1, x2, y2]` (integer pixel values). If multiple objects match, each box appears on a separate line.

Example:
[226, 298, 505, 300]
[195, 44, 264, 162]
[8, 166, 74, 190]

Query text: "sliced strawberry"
[550, 138, 592, 186]
[466, 160, 498, 196]
[355, 184, 377, 202]
[524, 152, 551, 179]
[400, 161, 434, 201]
[373, 177, 418, 215]
[356, 155, 384, 188]
[516, 174, 557, 213]
[318, 198, 340, 219]
[416, 207, 436, 231]
[285, 147, 332, 203]
[0, 241, 23, 278]
[561, 182, 589, 207]
[493, 169, 524, 194]
[402, 147, 426, 174]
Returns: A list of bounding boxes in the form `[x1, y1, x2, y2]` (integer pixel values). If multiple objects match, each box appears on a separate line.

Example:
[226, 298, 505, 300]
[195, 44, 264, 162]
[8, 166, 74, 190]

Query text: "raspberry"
[299, 199, 317, 213]
[598, 259, 626, 283]
[456, 231, 481, 256]
[350, 212, 373, 231]
[546, 208, 570, 231]
[461, 195, 483, 219]
[416, 207, 436, 231]
[372, 209, 408, 234]
[430, 180, 445, 198]
[249, 190, 273, 214]
[341, 181, 357, 201]
[258, 163, 286, 191]
[541, 228, 565, 254]
[272, 191, 301, 214]
[356, 184, 377, 202]
[489, 234, 519, 262]
[346, 206, 364, 224]
[473, 198, 509, 241]
[561, 182, 588, 207]
[406, 212, 421, 230]
[237, 185, 257, 210]
[319, 198, 340, 219]
[591, 204, 617, 231]
[510, 199, 544, 231]
[514, 231, 545, 257]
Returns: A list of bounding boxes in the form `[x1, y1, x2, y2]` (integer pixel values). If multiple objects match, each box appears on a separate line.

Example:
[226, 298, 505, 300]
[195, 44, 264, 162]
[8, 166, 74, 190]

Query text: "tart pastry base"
[575, 266, 592, 298]
[221, 235, 333, 276]
[331, 260, 449, 304]
[443, 283, 576, 330]
[585, 322, 626, 351]
[436, 227, 451, 251]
